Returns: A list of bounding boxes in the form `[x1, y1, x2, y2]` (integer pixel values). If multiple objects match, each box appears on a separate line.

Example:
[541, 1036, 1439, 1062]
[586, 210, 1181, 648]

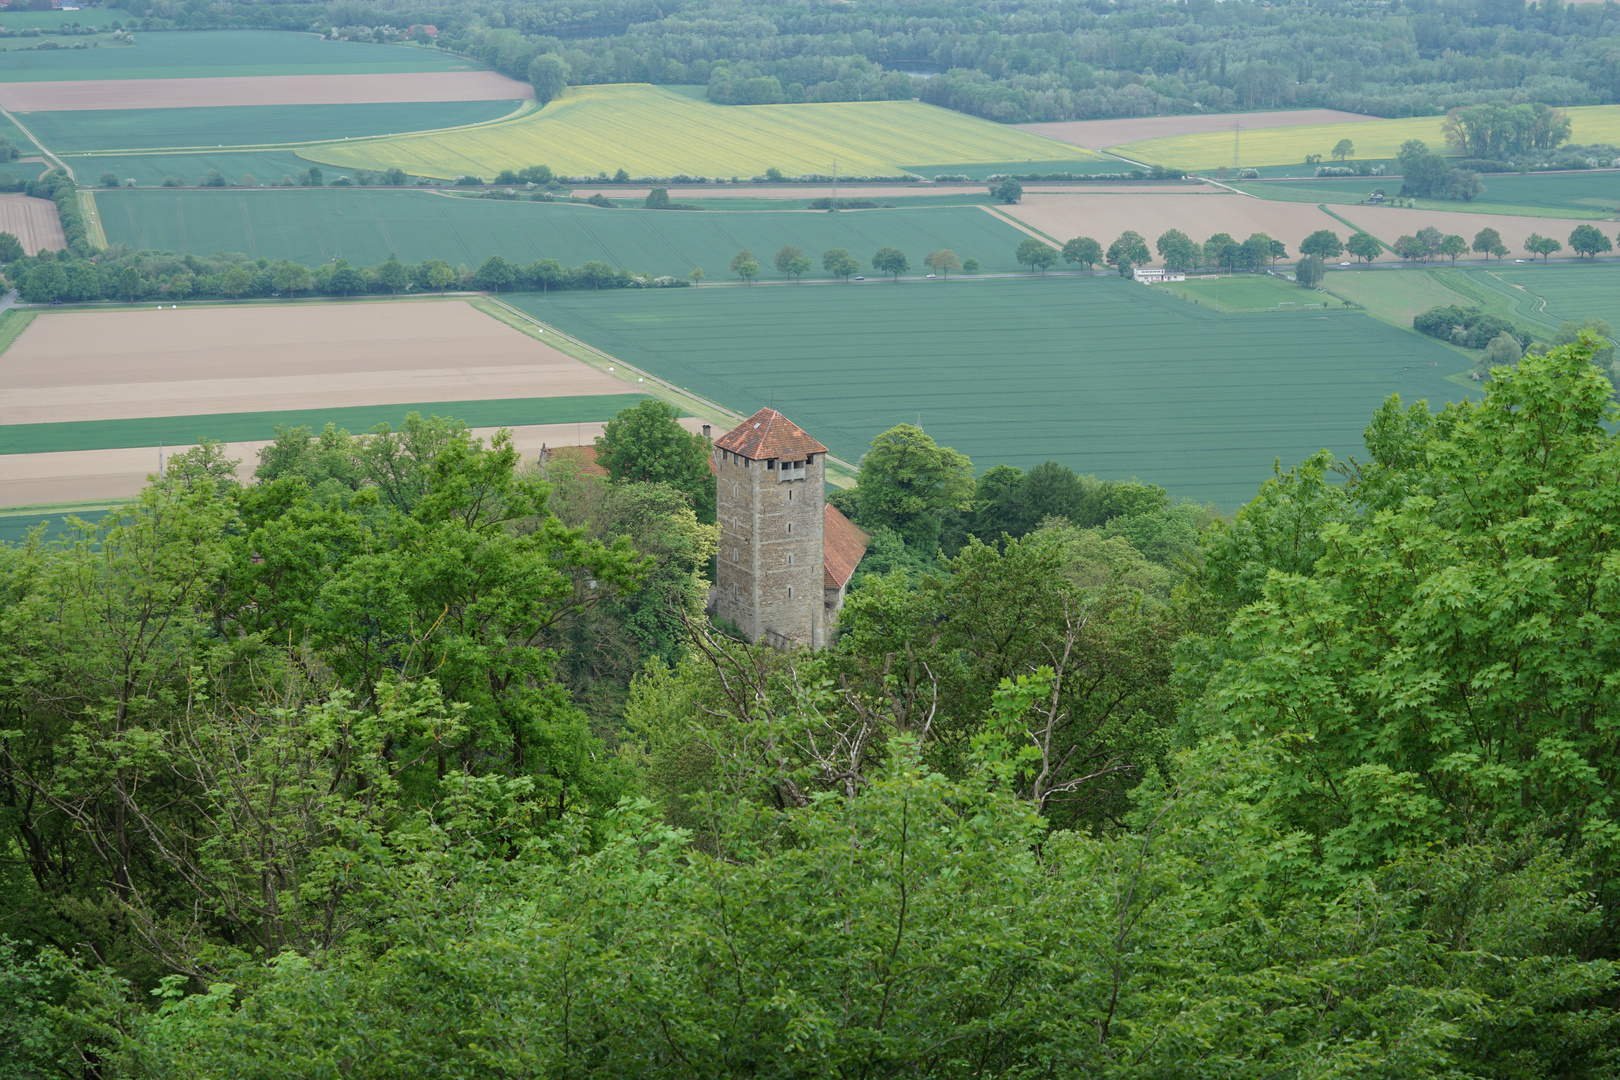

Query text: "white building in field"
[1133, 267, 1186, 283]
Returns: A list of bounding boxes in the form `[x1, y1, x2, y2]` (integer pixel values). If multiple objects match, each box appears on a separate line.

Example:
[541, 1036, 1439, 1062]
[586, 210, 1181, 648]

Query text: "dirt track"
[0, 301, 629, 425]
[0, 418, 707, 507]
[0, 194, 66, 254]
[996, 191, 1589, 263]
[1017, 109, 1370, 152]
[0, 71, 531, 112]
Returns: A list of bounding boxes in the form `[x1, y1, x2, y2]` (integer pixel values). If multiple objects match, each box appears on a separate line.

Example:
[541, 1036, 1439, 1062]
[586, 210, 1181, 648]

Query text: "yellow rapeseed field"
[303, 83, 1097, 179]
[1110, 105, 1620, 169]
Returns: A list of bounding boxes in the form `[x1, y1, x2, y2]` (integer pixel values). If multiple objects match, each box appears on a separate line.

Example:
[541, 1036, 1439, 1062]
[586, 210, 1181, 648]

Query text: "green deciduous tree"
[1346, 230, 1382, 262]
[1525, 232, 1562, 260]
[1472, 226, 1503, 259]
[1061, 235, 1102, 270]
[871, 246, 908, 281]
[822, 247, 859, 280]
[772, 244, 804, 278]
[1155, 228, 1197, 270]
[272, 259, 310, 296]
[923, 249, 961, 278]
[0, 231, 22, 263]
[1569, 223, 1612, 258]
[1106, 230, 1150, 275]
[1295, 253, 1325, 287]
[853, 424, 974, 551]
[729, 249, 760, 282]
[1438, 233, 1468, 264]
[1331, 137, 1354, 160]
[1299, 229, 1344, 259]
[476, 254, 517, 292]
[377, 254, 407, 294]
[991, 178, 1022, 203]
[1015, 237, 1057, 274]
[594, 397, 716, 523]
[527, 53, 570, 105]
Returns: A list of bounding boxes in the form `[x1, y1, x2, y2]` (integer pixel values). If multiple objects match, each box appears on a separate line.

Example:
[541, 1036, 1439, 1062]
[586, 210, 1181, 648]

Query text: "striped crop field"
[306, 83, 1098, 179]
[95, 188, 1036, 275]
[514, 275, 1476, 508]
[1111, 105, 1620, 169]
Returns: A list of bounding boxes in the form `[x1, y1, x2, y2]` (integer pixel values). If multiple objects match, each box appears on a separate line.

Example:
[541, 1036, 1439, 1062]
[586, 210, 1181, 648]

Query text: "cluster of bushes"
[1414, 304, 1533, 350]
[129, 166, 414, 189]
[987, 166, 1188, 182]
[1314, 163, 1389, 177]
[806, 197, 880, 210]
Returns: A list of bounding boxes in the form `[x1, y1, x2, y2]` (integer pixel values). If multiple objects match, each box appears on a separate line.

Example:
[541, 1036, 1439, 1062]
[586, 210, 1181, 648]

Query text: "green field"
[1317, 267, 1486, 329]
[1449, 263, 1620, 331]
[511, 276, 1475, 508]
[308, 83, 1095, 180]
[0, 394, 651, 457]
[1163, 274, 1331, 313]
[1238, 171, 1620, 218]
[24, 101, 521, 154]
[0, 30, 475, 81]
[0, 9, 132, 29]
[95, 188, 1036, 275]
[63, 149, 324, 187]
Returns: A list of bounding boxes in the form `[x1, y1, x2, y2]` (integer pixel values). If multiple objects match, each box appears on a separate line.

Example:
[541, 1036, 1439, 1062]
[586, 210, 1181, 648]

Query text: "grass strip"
[0, 394, 654, 456]
[0, 310, 37, 359]
[1318, 204, 1393, 252]
[79, 189, 107, 249]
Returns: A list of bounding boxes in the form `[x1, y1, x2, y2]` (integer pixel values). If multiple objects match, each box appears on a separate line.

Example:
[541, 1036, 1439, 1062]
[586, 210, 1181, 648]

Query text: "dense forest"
[2, 335, 1619, 1075]
[92, 0, 1620, 123]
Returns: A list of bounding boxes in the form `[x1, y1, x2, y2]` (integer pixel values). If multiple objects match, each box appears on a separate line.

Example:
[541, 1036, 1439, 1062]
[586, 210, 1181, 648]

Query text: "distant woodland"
[110, 0, 1620, 122]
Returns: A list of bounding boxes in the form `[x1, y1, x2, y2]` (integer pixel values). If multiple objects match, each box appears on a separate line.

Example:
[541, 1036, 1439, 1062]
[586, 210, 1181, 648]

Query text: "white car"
[853, 275, 865, 280]
[1339, 262, 1350, 267]
[1514, 259, 1525, 263]
[926, 273, 936, 278]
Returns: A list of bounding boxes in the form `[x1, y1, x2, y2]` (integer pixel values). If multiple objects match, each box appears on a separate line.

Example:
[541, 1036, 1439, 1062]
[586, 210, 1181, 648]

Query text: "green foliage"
[853, 424, 973, 551]
[1061, 235, 1102, 268]
[594, 397, 716, 524]
[1014, 236, 1056, 273]
[1191, 337, 1620, 930]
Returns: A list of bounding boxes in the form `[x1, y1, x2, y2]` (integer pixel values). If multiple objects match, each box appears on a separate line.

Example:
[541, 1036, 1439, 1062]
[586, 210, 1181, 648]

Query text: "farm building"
[712, 408, 866, 649]
[1133, 267, 1186, 283]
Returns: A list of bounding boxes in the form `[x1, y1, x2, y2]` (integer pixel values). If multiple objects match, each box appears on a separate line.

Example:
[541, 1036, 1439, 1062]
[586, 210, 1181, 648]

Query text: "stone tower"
[713, 408, 829, 648]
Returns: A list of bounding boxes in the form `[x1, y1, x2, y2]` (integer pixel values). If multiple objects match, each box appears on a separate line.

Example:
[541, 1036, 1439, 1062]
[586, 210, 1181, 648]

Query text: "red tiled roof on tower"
[715, 408, 828, 461]
[823, 503, 869, 590]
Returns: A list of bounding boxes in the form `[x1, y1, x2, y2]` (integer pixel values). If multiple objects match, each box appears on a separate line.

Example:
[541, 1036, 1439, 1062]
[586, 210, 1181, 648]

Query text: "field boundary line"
[1317, 204, 1396, 252]
[475, 295, 862, 479]
[79, 189, 107, 249]
[0, 309, 36, 359]
[1196, 176, 1261, 198]
[0, 105, 72, 179]
[980, 204, 1061, 248]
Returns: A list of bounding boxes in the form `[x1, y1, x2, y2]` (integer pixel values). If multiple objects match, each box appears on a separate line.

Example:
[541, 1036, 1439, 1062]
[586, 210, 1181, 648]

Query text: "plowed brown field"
[0, 194, 66, 254]
[0, 300, 627, 426]
[1017, 109, 1368, 152]
[0, 71, 531, 112]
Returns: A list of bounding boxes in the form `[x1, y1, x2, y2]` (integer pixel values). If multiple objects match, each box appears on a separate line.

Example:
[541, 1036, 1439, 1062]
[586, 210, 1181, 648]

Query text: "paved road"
[0, 289, 18, 315]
